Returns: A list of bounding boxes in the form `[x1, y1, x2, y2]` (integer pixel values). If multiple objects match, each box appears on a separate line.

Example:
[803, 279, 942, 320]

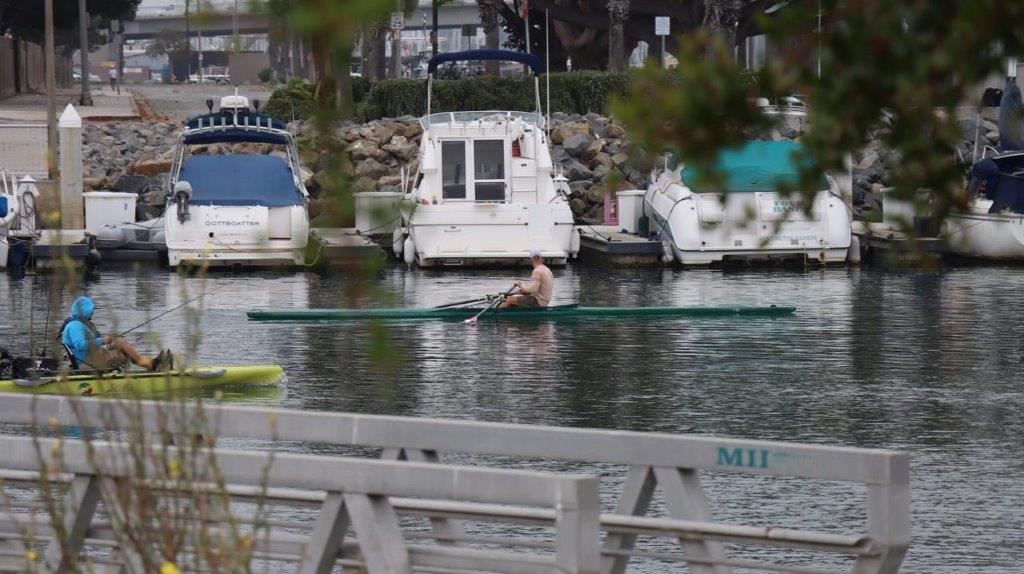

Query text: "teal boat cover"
[681, 140, 829, 193]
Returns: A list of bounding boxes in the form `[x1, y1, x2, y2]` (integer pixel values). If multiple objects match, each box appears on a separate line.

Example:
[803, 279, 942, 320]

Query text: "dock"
[29, 230, 99, 269]
[853, 221, 943, 267]
[311, 227, 387, 265]
[576, 225, 663, 266]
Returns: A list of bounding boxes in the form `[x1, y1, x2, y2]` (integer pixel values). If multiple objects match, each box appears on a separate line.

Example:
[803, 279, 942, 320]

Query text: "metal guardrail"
[0, 393, 910, 574]
[0, 124, 48, 177]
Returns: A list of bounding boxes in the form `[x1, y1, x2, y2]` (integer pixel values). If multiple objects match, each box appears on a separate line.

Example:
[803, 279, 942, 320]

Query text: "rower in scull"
[500, 249, 554, 308]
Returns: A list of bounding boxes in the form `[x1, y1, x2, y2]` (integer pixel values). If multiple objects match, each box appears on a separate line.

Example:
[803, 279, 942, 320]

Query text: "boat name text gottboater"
[205, 220, 260, 227]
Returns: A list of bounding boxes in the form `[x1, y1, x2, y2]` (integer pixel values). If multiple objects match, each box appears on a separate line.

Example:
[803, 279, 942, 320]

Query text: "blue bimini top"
[178, 154, 304, 208]
[681, 140, 829, 193]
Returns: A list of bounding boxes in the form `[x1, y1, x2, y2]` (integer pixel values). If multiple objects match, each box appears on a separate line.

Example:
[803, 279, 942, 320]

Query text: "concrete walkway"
[0, 86, 137, 122]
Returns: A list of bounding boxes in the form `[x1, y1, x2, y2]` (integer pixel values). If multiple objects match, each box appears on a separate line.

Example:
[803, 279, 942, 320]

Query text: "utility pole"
[77, 0, 93, 105]
[197, 1, 204, 83]
[233, 0, 239, 51]
[431, 0, 439, 56]
[45, 0, 58, 183]
[185, 0, 191, 81]
[390, 0, 403, 79]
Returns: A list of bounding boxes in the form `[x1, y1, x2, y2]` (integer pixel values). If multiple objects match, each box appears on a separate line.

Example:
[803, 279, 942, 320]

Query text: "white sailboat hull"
[943, 209, 1024, 260]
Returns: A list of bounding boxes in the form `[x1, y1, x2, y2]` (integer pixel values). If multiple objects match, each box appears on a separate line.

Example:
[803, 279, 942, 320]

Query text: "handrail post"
[857, 454, 911, 574]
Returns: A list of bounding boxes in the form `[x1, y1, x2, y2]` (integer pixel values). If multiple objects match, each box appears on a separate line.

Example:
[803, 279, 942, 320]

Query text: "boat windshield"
[420, 111, 545, 131]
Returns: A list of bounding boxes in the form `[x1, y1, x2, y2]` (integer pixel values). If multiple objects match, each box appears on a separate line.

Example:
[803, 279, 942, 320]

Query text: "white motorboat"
[943, 150, 1024, 260]
[0, 171, 40, 271]
[165, 92, 309, 267]
[394, 50, 579, 267]
[644, 102, 852, 266]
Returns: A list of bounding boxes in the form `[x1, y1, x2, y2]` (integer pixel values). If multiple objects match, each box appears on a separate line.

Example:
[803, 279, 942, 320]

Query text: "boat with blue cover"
[645, 99, 852, 266]
[164, 91, 309, 267]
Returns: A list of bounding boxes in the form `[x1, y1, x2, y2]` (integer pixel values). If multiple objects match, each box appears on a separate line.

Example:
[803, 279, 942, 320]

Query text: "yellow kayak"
[0, 365, 284, 397]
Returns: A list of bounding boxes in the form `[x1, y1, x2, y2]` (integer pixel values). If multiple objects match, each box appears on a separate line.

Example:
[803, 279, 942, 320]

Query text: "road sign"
[391, 12, 404, 30]
[655, 16, 670, 36]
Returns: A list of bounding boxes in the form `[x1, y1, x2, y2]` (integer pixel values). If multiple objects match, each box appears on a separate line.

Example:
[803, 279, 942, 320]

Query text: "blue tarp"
[427, 49, 541, 75]
[177, 155, 304, 208]
[681, 140, 829, 193]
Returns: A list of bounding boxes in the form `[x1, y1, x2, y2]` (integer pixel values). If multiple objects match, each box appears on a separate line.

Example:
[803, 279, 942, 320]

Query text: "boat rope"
[299, 239, 326, 268]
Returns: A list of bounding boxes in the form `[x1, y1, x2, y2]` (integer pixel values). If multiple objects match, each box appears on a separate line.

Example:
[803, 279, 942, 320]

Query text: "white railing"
[0, 393, 910, 574]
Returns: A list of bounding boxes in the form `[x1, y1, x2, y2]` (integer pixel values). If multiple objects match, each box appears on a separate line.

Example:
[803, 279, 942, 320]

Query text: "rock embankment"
[81, 111, 990, 222]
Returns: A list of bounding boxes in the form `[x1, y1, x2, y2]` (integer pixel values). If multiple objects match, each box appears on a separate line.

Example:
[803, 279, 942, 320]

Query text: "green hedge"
[358, 71, 629, 120]
[263, 76, 375, 123]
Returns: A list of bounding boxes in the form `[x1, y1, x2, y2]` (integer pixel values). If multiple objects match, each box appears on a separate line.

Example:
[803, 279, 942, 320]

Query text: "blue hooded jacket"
[61, 297, 103, 363]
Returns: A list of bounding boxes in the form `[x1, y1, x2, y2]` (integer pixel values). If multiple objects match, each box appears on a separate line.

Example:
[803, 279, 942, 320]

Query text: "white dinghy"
[394, 50, 579, 267]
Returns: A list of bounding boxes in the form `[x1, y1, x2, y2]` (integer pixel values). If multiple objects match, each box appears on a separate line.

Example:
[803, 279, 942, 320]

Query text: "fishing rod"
[117, 283, 229, 338]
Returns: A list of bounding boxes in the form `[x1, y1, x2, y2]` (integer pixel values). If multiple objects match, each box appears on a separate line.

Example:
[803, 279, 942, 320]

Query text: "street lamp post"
[77, 0, 93, 105]
[185, 0, 191, 80]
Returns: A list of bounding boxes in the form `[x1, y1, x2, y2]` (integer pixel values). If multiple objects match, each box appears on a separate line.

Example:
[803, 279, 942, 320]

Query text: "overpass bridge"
[125, 0, 483, 40]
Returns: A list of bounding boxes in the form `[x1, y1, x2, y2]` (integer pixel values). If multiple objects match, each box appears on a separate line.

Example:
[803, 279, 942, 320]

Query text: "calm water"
[1, 263, 1021, 572]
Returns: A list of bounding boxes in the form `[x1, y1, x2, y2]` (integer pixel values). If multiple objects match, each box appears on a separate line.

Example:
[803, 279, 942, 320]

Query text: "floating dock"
[576, 225, 662, 266]
[311, 227, 387, 265]
[852, 221, 942, 267]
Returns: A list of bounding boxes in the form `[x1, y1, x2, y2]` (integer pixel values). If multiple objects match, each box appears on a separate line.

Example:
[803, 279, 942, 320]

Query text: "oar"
[435, 296, 491, 309]
[465, 285, 516, 324]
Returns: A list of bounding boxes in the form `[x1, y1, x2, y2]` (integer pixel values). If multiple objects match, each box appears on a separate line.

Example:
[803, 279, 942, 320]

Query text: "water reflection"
[0, 262, 1022, 571]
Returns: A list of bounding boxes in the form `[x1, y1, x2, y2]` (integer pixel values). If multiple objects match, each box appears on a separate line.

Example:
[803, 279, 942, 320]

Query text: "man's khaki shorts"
[516, 295, 541, 307]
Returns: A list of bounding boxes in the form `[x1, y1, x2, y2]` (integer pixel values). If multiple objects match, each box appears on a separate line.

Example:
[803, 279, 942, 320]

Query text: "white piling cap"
[58, 103, 82, 128]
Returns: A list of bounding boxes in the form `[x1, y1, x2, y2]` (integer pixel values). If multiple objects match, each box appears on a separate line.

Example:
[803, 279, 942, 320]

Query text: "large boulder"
[371, 123, 399, 145]
[562, 133, 594, 157]
[581, 139, 605, 163]
[590, 152, 614, 170]
[133, 158, 172, 177]
[352, 176, 378, 193]
[111, 174, 149, 194]
[551, 122, 590, 144]
[383, 135, 419, 161]
[346, 139, 384, 161]
[603, 123, 625, 139]
[564, 160, 594, 181]
[354, 158, 390, 180]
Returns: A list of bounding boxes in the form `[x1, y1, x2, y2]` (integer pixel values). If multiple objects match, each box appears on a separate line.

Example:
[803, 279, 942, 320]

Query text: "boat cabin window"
[442, 141, 466, 199]
[474, 140, 506, 202]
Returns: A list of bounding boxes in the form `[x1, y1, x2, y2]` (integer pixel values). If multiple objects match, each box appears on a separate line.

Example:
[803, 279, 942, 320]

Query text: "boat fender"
[173, 181, 193, 224]
[393, 228, 405, 256]
[847, 234, 862, 264]
[661, 240, 675, 265]
[403, 236, 416, 266]
[570, 228, 581, 257]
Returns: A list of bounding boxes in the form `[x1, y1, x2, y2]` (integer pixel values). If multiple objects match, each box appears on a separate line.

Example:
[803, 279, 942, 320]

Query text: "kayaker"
[60, 296, 171, 371]
[500, 249, 553, 308]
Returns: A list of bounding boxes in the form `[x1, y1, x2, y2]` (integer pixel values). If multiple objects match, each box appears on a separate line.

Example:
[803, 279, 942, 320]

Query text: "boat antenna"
[545, 8, 551, 134]
[117, 283, 229, 338]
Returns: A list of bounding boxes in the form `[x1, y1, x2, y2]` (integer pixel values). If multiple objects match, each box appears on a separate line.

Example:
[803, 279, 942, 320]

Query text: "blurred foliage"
[359, 71, 632, 119]
[615, 1, 1024, 236]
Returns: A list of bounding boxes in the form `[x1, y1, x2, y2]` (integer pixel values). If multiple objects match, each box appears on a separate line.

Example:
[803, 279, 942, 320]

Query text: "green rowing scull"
[247, 304, 794, 322]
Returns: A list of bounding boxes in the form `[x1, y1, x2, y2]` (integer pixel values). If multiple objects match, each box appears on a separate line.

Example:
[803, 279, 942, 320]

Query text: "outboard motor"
[173, 181, 193, 224]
